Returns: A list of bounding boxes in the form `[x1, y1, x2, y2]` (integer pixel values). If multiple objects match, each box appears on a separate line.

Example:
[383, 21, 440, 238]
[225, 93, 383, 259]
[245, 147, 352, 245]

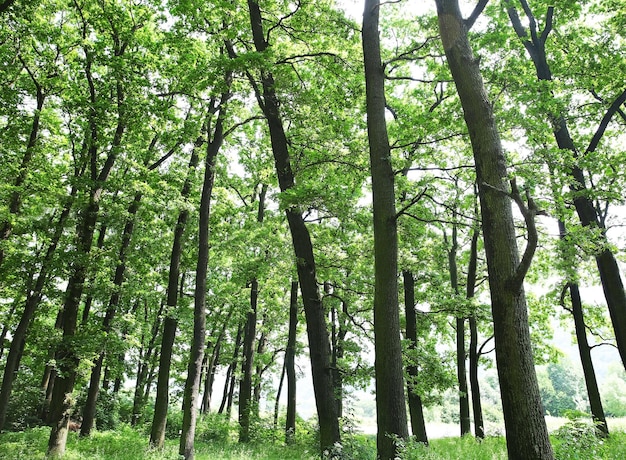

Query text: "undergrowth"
[1, 419, 625, 459]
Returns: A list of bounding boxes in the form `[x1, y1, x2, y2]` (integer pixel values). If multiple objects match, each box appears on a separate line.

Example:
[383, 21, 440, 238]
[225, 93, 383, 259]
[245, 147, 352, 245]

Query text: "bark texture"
[244, 1, 340, 452]
[403, 271, 428, 444]
[435, 1, 553, 458]
[363, 2, 409, 457]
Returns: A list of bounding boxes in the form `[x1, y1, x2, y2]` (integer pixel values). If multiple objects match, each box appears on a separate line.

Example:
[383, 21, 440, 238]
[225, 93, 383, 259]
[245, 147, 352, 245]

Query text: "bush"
[552, 416, 606, 460]
[196, 412, 233, 443]
[4, 385, 45, 431]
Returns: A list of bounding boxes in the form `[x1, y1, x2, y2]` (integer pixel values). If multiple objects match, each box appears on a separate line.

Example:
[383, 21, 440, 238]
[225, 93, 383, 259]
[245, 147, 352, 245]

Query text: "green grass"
[1, 424, 626, 459]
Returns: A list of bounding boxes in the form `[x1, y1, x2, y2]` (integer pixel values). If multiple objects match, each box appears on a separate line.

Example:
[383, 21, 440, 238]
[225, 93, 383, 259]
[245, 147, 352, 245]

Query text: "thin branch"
[395, 188, 428, 219]
[539, 7, 554, 44]
[275, 52, 346, 66]
[507, 178, 546, 292]
[585, 88, 626, 155]
[478, 335, 495, 356]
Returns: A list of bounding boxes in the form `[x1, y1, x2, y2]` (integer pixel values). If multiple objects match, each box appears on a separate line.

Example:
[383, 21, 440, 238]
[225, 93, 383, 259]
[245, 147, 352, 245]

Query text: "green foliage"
[2, 424, 626, 459]
[552, 417, 606, 460]
[601, 364, 626, 417]
[537, 359, 588, 417]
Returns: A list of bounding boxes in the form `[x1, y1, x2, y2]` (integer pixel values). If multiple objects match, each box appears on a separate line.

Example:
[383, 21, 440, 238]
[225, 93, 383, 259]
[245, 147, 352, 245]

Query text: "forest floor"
[2, 419, 626, 459]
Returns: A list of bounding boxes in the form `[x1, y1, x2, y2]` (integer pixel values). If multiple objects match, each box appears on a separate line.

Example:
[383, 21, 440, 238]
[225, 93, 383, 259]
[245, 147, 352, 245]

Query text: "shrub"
[196, 412, 233, 443]
[552, 416, 606, 460]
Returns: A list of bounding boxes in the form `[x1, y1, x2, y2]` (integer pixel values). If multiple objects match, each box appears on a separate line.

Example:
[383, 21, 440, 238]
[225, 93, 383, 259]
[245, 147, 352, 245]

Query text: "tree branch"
[395, 188, 428, 219]
[507, 178, 545, 292]
[585, 88, 626, 155]
[539, 6, 554, 44]
[465, 0, 489, 31]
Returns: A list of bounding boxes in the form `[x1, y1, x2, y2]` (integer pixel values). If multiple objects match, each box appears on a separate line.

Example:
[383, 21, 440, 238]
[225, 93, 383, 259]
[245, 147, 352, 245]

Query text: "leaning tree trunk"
[363, 2, 409, 457]
[506, 0, 626, 373]
[435, 1, 553, 458]
[0, 187, 75, 432]
[0, 79, 44, 268]
[243, 2, 340, 452]
[403, 271, 428, 444]
[47, 35, 128, 454]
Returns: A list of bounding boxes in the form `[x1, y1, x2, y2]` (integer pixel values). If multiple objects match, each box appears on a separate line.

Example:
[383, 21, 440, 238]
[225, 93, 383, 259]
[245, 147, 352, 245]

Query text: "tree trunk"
[0, 82, 44, 267]
[435, 1, 553, 458]
[243, 2, 340, 452]
[218, 323, 243, 415]
[149, 315, 177, 448]
[81, 192, 142, 437]
[362, 2, 409, 457]
[239, 182, 266, 440]
[0, 187, 75, 431]
[466, 226, 485, 439]
[285, 280, 298, 444]
[448, 222, 471, 436]
[252, 327, 266, 418]
[238, 279, 257, 443]
[150, 132, 202, 449]
[47, 197, 101, 457]
[403, 271, 428, 444]
[558, 221, 608, 437]
[179, 82, 229, 460]
[47, 36, 127, 454]
[506, 0, 626, 373]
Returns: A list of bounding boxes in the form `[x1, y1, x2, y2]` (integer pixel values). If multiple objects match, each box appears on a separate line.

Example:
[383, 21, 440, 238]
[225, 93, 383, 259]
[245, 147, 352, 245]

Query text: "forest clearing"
[1, 0, 626, 459]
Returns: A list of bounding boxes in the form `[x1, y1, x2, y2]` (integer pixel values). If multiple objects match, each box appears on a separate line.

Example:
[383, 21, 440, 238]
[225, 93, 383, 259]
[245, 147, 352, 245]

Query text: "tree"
[402, 271, 428, 443]
[240, 1, 340, 452]
[505, 0, 626, 373]
[434, 1, 553, 458]
[362, 1, 409, 458]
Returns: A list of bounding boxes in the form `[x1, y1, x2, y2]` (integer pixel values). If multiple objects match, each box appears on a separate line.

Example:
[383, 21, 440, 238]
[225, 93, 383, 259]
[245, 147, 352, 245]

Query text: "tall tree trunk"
[81, 192, 142, 437]
[466, 225, 484, 439]
[239, 183, 266, 440]
[0, 187, 75, 431]
[362, 2, 409, 457]
[179, 82, 230, 460]
[558, 221, 608, 437]
[403, 271, 428, 444]
[150, 132, 202, 449]
[47, 33, 127, 454]
[435, 1, 553, 458]
[506, 0, 626, 373]
[238, 279, 258, 443]
[243, 2, 340, 452]
[285, 280, 298, 444]
[447, 221, 470, 436]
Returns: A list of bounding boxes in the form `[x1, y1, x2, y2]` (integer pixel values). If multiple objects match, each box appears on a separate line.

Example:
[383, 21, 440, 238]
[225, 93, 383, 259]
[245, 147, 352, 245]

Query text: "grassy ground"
[1, 421, 626, 459]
